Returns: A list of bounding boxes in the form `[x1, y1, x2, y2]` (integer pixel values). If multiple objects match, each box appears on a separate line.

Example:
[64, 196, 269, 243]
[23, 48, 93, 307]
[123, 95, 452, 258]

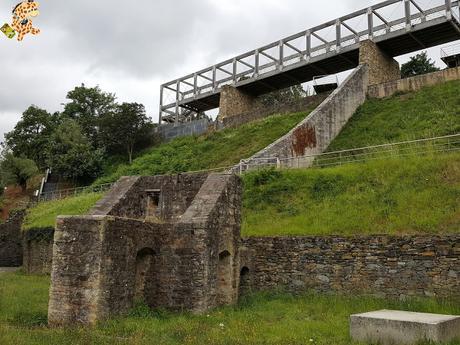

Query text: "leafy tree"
[99, 103, 155, 164]
[0, 152, 38, 191]
[47, 119, 104, 184]
[259, 85, 307, 107]
[401, 52, 440, 78]
[62, 84, 116, 147]
[4, 106, 58, 168]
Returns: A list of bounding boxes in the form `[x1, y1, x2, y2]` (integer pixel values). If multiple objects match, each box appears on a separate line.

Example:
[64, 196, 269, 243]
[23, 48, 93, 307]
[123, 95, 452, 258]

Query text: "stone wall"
[23, 227, 54, 274]
[239, 65, 369, 170]
[0, 211, 24, 267]
[368, 66, 460, 99]
[359, 40, 400, 86]
[242, 235, 460, 298]
[217, 93, 329, 130]
[218, 85, 262, 121]
[48, 173, 242, 326]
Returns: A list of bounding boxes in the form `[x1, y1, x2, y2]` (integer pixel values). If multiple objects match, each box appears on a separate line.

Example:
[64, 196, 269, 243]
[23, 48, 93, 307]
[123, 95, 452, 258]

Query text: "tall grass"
[0, 272, 459, 345]
[242, 151, 460, 237]
[94, 111, 312, 185]
[22, 193, 103, 230]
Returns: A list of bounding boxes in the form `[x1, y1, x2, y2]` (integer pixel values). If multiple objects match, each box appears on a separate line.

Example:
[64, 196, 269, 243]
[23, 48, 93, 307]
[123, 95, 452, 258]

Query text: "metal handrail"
[159, 0, 459, 121]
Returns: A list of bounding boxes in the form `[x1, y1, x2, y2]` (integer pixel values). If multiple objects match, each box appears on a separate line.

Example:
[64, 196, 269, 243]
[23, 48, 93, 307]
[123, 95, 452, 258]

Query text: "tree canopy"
[401, 52, 440, 79]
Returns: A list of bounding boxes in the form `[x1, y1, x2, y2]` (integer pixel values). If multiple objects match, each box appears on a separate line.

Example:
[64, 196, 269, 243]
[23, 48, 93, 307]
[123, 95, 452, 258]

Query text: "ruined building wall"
[0, 211, 24, 267]
[23, 227, 54, 275]
[242, 235, 460, 299]
[48, 173, 242, 327]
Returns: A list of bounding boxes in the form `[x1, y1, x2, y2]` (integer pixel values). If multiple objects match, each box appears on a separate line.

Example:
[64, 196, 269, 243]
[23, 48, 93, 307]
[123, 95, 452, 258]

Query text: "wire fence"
[37, 133, 460, 203]
[238, 133, 460, 172]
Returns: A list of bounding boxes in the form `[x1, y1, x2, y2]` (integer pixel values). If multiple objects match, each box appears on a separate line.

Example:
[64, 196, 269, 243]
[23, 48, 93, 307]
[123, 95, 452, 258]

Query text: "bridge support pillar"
[359, 40, 400, 86]
[218, 86, 261, 120]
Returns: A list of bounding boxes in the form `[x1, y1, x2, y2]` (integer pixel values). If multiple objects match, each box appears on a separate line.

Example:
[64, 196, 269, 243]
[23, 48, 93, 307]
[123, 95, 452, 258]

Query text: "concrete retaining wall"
[0, 211, 24, 267]
[217, 93, 329, 130]
[368, 67, 460, 99]
[240, 65, 369, 169]
[242, 235, 460, 299]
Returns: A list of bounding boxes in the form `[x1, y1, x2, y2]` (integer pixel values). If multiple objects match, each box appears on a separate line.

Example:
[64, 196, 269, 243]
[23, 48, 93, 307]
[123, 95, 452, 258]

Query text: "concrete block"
[350, 309, 460, 344]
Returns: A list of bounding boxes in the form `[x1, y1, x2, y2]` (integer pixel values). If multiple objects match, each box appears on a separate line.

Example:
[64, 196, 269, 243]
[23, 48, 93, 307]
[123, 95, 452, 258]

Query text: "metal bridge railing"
[238, 133, 460, 173]
[159, 0, 460, 122]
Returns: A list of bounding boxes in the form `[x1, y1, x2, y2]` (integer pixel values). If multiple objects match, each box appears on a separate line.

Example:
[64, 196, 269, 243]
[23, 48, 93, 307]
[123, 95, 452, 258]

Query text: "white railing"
[238, 133, 460, 172]
[37, 133, 460, 203]
[160, 0, 460, 122]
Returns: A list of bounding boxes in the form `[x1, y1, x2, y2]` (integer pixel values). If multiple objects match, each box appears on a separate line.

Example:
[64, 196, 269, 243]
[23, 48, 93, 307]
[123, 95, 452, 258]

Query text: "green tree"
[4, 106, 58, 168]
[63, 84, 116, 147]
[0, 152, 38, 191]
[401, 52, 440, 78]
[259, 85, 307, 107]
[47, 119, 104, 184]
[99, 103, 155, 164]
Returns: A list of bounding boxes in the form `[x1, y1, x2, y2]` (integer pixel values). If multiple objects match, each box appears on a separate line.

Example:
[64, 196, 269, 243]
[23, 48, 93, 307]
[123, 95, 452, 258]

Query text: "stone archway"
[239, 267, 251, 296]
[217, 250, 233, 305]
[134, 248, 155, 302]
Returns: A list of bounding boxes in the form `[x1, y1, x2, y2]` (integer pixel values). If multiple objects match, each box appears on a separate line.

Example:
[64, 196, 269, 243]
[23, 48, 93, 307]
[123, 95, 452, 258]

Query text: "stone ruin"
[48, 173, 242, 326]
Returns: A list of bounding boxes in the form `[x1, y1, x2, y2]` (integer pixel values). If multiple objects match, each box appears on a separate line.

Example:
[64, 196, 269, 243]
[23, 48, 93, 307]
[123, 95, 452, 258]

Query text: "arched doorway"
[217, 250, 233, 305]
[134, 248, 155, 302]
[239, 267, 251, 296]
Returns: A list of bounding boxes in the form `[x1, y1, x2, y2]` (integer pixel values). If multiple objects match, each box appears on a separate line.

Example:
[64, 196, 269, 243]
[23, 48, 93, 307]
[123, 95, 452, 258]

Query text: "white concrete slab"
[350, 309, 460, 345]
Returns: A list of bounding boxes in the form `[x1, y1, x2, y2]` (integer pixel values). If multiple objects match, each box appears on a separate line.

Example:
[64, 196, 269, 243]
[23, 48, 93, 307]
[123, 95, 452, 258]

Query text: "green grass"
[22, 193, 103, 231]
[1, 272, 459, 345]
[242, 151, 460, 237]
[327, 80, 460, 151]
[94, 111, 313, 185]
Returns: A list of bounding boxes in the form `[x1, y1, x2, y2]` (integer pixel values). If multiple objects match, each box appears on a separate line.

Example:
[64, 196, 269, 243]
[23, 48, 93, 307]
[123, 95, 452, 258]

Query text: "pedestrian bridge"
[159, 0, 460, 123]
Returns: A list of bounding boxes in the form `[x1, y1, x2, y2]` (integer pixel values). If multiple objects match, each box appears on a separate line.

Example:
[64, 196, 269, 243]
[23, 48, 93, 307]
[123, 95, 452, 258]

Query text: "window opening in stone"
[146, 189, 161, 219]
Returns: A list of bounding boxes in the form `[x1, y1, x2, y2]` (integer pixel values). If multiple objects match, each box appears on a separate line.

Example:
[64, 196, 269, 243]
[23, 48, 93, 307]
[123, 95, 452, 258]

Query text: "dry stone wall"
[23, 227, 54, 274]
[0, 211, 24, 267]
[242, 235, 460, 298]
[359, 40, 400, 86]
[218, 85, 263, 121]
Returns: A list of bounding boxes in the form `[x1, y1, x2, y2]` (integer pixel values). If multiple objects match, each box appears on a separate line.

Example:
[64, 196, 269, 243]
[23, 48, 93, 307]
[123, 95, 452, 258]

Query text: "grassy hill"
[23, 80, 460, 234]
[327, 79, 460, 151]
[94, 110, 315, 185]
[242, 151, 460, 237]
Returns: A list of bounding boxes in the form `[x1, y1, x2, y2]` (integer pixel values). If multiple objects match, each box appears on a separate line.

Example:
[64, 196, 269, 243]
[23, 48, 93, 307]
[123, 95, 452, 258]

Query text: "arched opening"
[239, 267, 251, 296]
[134, 248, 155, 302]
[217, 250, 233, 305]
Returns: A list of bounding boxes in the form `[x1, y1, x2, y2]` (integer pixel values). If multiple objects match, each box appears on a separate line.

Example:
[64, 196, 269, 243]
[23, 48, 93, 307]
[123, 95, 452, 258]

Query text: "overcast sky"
[0, 0, 457, 141]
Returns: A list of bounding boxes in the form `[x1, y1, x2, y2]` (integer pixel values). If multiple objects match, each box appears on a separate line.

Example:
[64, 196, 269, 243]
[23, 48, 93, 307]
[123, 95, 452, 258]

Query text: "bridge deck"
[160, 0, 460, 123]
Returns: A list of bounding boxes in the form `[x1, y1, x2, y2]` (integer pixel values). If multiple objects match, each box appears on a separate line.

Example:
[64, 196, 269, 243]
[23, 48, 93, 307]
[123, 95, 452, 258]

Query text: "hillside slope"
[327, 79, 460, 151]
[242, 151, 460, 237]
[95, 110, 314, 185]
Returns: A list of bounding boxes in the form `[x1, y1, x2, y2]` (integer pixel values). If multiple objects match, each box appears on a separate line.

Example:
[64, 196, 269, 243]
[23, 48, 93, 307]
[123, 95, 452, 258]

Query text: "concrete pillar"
[359, 40, 400, 86]
[218, 85, 261, 120]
